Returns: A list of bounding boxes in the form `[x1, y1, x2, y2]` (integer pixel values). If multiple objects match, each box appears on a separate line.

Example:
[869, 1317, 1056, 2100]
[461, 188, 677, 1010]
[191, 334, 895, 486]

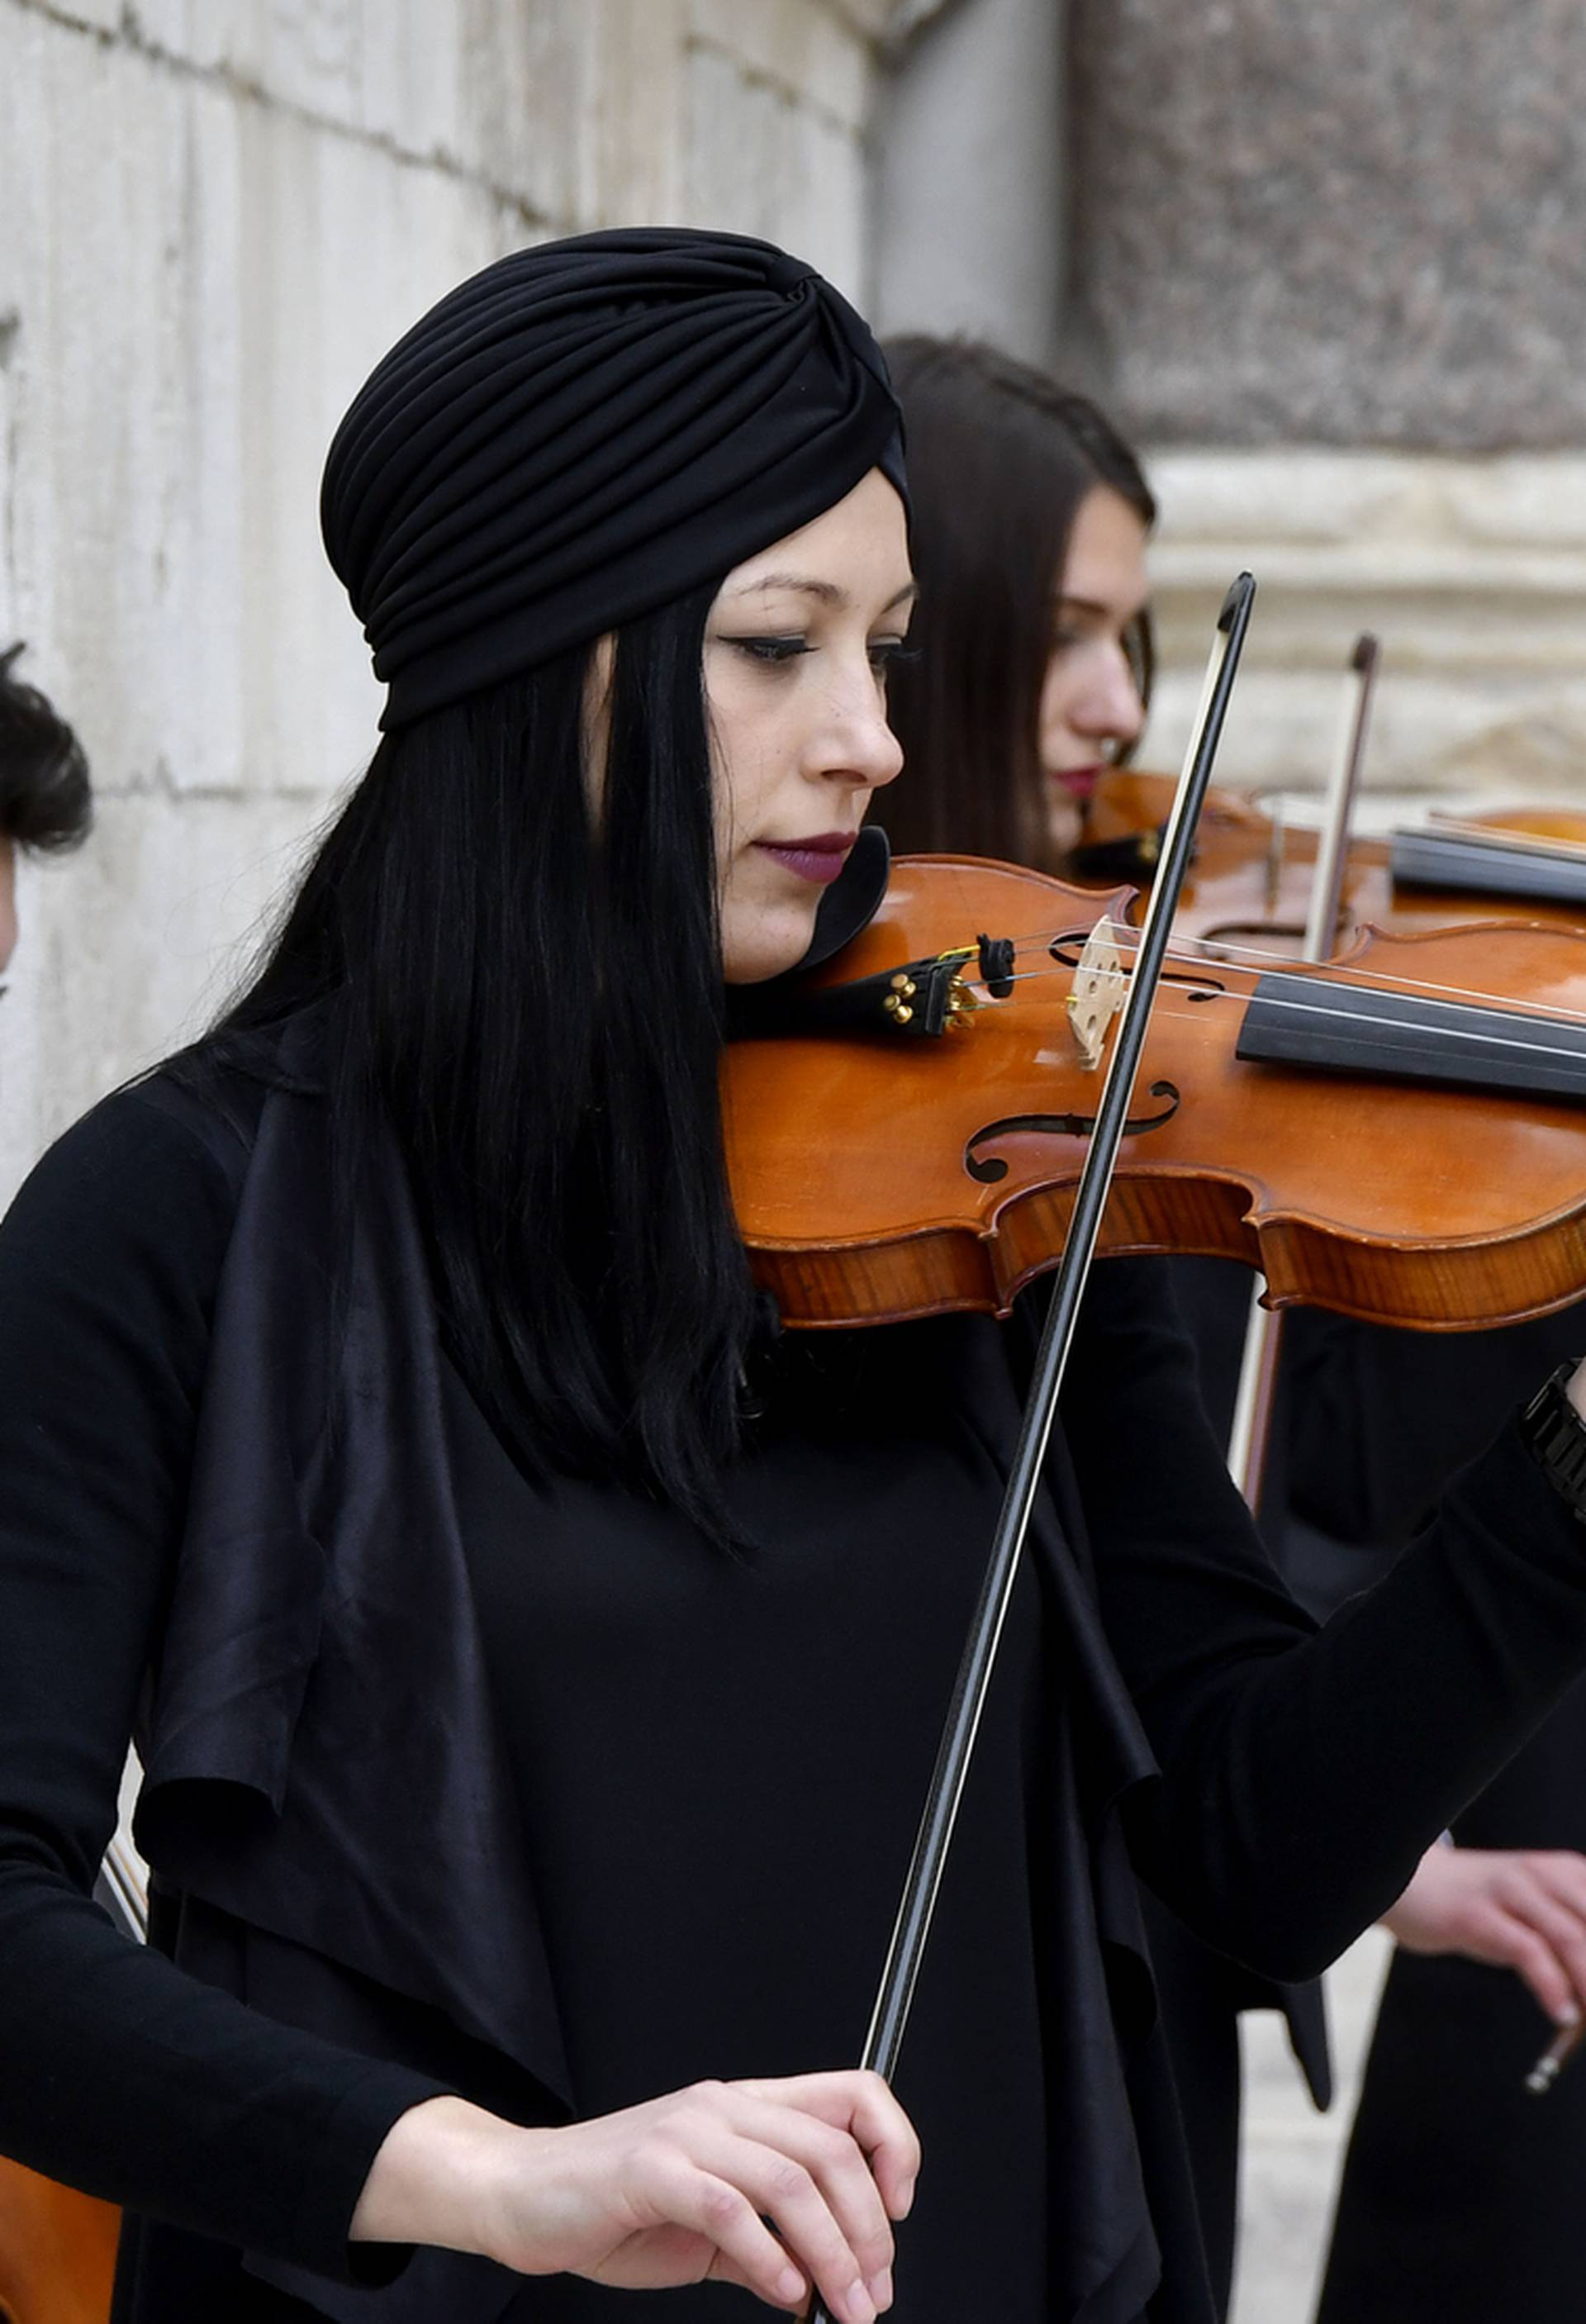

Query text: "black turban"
[321, 227, 907, 729]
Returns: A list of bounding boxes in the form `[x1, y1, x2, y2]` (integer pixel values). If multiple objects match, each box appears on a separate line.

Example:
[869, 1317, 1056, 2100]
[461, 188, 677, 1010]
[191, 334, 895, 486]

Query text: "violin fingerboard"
[1236, 972, 1586, 1104]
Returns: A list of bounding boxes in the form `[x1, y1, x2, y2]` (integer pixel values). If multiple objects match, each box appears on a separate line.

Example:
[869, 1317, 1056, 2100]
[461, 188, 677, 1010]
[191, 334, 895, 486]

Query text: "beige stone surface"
[1141, 449, 1586, 802]
[0, 0, 889, 1205]
[686, 41, 866, 292]
[1230, 1927, 1394, 2324]
[688, 0, 873, 129]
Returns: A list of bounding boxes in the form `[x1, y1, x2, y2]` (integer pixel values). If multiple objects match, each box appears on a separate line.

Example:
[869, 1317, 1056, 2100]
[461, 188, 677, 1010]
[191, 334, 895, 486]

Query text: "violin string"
[995, 977, 1586, 1074]
[983, 924, 1586, 1031]
[990, 950, 1586, 1028]
[985, 959, 1586, 1056]
[995, 920, 1586, 1019]
[993, 915, 1575, 1010]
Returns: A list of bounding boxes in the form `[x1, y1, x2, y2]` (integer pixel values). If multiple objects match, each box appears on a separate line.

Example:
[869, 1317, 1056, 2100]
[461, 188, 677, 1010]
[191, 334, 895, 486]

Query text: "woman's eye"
[1051, 625, 1083, 653]
[868, 638, 919, 672]
[720, 633, 919, 677]
[728, 634, 812, 666]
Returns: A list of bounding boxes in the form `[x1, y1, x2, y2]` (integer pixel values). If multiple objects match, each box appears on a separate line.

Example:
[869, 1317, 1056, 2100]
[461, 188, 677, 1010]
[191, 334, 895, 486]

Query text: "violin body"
[1080, 769, 1586, 951]
[0, 2160, 116, 2324]
[724, 857, 1586, 1335]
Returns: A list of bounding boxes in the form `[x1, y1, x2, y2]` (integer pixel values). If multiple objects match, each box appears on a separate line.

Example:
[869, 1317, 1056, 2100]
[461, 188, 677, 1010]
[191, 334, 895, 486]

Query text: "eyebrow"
[734, 573, 919, 612]
[1058, 592, 1149, 622]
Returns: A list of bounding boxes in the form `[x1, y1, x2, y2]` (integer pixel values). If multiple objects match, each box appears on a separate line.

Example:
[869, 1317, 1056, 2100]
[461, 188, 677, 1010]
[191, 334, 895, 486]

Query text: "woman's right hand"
[1381, 1842, 1586, 2028]
[353, 2071, 919, 2322]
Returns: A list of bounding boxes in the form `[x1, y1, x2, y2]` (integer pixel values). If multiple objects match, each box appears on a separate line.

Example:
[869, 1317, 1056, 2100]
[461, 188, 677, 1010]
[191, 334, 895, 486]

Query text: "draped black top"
[3, 1051, 1586, 2322]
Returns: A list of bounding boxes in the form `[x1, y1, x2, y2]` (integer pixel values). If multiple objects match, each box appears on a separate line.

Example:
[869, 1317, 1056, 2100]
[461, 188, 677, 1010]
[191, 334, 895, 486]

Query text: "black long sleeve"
[1282, 1300, 1586, 1546]
[0, 1084, 442, 2278]
[1066, 1261, 1586, 1979]
[7, 1085, 1586, 2269]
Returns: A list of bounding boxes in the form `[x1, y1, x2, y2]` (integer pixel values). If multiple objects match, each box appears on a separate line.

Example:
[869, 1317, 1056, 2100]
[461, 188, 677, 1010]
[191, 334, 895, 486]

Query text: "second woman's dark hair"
[875, 337, 1156, 870]
[192, 583, 759, 1539]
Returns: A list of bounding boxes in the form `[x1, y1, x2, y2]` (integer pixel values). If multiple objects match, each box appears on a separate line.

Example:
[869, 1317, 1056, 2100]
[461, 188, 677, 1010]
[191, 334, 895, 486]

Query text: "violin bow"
[100, 1824, 149, 1943]
[1226, 632, 1379, 1507]
[805, 573, 1258, 2324]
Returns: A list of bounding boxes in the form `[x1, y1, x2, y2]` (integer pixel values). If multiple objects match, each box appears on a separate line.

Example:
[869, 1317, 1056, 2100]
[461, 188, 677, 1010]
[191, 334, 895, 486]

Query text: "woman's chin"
[1047, 793, 1085, 860]
[720, 902, 821, 986]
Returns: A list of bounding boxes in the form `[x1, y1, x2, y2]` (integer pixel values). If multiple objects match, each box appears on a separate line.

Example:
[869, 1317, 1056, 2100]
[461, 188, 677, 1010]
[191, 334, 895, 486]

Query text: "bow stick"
[100, 1827, 149, 1944]
[805, 573, 1257, 2324]
[1226, 632, 1379, 1508]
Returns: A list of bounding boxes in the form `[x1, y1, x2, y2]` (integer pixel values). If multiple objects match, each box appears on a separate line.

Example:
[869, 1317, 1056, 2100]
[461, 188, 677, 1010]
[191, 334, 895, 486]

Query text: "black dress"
[1285, 1305, 1586, 2324]
[1142, 1258, 1333, 2322]
[444, 1345, 1061, 2320]
[3, 1062, 1586, 2322]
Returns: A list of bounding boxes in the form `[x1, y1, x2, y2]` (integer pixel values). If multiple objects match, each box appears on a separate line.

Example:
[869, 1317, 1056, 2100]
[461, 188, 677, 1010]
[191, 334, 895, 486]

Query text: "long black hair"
[191, 582, 760, 1536]
[873, 336, 1156, 871]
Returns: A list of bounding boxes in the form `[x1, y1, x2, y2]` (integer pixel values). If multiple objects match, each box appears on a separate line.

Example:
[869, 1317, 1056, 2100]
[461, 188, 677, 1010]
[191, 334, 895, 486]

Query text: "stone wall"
[1060, 0, 1586, 810]
[1142, 447, 1586, 800]
[0, 0, 893, 1201]
[870, 0, 1065, 370]
[1065, 0, 1586, 452]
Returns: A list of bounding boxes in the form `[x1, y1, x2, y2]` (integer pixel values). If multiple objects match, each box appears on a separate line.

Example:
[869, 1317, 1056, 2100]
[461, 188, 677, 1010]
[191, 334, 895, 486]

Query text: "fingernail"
[776, 2265, 805, 2303]
[1560, 2003, 1581, 2027]
[848, 2284, 875, 2324]
[897, 2175, 916, 2218]
[869, 2266, 895, 2309]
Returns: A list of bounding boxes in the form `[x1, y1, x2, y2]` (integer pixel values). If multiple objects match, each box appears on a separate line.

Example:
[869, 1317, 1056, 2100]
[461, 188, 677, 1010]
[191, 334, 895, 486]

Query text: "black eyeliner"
[720, 634, 814, 663]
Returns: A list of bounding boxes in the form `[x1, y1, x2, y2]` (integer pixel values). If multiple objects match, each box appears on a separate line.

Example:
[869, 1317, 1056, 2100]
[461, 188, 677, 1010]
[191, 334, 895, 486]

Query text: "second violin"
[1077, 766, 1586, 952]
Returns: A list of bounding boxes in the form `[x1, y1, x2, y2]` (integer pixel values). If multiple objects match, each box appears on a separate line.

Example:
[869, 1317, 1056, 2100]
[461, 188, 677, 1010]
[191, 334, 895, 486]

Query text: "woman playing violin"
[875, 330, 1586, 2323]
[4, 235, 1586, 2324]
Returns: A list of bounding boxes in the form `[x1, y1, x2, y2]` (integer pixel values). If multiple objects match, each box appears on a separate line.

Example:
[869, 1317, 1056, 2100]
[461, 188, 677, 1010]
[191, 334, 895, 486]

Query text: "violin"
[724, 853, 1586, 1336]
[1074, 768, 1586, 953]
[0, 2160, 117, 2324]
[0, 1846, 145, 2322]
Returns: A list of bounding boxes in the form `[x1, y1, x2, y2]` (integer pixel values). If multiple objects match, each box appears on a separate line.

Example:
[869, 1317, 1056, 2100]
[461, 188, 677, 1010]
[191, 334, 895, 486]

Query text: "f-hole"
[965, 1080, 1182, 1184]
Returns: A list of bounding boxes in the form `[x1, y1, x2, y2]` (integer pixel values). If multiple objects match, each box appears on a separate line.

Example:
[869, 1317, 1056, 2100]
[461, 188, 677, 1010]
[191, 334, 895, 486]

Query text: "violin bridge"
[1067, 918, 1126, 1071]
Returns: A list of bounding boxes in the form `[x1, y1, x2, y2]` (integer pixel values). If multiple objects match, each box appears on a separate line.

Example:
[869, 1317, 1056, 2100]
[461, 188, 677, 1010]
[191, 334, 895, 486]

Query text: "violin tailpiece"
[1065, 827, 1163, 885]
[728, 952, 985, 1040]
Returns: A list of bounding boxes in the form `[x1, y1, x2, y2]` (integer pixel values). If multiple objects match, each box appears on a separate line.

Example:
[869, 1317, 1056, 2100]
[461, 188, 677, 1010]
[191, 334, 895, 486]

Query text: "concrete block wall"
[0, 0, 894, 1201]
[1141, 449, 1586, 810]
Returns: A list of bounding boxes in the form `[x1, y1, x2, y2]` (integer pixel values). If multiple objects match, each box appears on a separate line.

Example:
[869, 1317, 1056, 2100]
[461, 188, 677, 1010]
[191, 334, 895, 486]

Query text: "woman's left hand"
[1380, 1842, 1586, 2027]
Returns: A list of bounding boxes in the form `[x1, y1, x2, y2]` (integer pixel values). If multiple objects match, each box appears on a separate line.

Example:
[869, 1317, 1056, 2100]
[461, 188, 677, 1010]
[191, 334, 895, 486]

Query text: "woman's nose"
[819, 672, 905, 791]
[1076, 644, 1145, 749]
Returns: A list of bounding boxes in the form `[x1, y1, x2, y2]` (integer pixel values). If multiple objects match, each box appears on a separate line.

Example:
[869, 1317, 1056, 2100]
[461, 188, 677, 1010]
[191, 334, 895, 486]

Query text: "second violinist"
[874, 331, 1586, 2322]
